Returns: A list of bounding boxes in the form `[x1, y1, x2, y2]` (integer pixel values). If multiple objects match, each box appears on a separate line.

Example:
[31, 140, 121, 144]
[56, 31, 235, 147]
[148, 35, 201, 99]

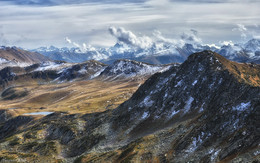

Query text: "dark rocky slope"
[110, 50, 260, 162]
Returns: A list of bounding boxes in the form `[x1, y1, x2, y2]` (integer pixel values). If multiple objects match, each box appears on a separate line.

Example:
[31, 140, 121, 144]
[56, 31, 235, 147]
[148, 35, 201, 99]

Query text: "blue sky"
[0, 0, 260, 48]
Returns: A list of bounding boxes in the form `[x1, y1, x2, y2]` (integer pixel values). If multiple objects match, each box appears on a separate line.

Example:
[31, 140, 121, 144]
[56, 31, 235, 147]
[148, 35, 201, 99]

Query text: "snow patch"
[34, 62, 74, 72]
[216, 66, 222, 71]
[164, 92, 168, 100]
[23, 112, 53, 116]
[208, 149, 221, 161]
[183, 96, 194, 113]
[91, 67, 106, 79]
[175, 80, 182, 87]
[232, 102, 250, 112]
[185, 134, 203, 153]
[192, 80, 197, 86]
[169, 110, 180, 117]
[78, 67, 87, 74]
[199, 102, 205, 113]
[34, 62, 61, 71]
[140, 96, 154, 107]
[0, 58, 8, 64]
[254, 150, 260, 156]
[141, 111, 149, 119]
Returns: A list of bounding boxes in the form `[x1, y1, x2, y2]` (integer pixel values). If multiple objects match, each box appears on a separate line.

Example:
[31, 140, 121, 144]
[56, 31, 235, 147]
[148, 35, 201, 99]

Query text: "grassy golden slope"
[0, 79, 142, 115]
[213, 52, 260, 86]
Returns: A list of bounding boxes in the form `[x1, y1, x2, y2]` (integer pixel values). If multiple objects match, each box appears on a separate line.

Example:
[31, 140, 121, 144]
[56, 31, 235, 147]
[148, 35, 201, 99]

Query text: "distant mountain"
[0, 60, 106, 89]
[0, 59, 171, 90]
[215, 39, 260, 63]
[31, 46, 108, 63]
[244, 38, 260, 52]
[31, 39, 260, 64]
[0, 46, 50, 69]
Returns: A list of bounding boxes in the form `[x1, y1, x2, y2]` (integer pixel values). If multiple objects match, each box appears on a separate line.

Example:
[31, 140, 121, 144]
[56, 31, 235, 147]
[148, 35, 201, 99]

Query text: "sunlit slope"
[0, 79, 141, 115]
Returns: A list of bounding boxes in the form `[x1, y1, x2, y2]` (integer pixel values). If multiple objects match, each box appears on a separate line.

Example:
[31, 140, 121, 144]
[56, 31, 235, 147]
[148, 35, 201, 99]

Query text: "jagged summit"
[185, 50, 260, 86]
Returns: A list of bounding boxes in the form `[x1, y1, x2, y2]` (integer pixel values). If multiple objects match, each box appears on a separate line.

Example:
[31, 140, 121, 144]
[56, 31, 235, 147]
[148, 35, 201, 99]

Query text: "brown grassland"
[0, 79, 143, 115]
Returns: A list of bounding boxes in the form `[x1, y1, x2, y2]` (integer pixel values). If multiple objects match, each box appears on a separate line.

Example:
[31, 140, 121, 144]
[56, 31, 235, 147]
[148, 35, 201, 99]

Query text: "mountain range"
[30, 39, 260, 64]
[0, 50, 259, 162]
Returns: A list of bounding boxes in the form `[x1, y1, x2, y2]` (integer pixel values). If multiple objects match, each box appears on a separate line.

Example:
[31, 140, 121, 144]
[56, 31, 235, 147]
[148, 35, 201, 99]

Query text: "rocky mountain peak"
[112, 51, 259, 143]
[185, 50, 260, 86]
[244, 38, 260, 51]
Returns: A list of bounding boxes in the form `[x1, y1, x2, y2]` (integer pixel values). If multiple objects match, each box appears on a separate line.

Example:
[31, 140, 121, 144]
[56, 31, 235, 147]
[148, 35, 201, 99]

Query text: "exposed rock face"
[0, 51, 259, 162]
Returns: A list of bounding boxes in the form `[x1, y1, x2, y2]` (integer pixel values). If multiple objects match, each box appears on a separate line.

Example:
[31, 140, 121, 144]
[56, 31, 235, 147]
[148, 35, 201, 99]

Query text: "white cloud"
[219, 40, 234, 46]
[65, 37, 72, 44]
[152, 30, 177, 45]
[65, 36, 96, 52]
[107, 26, 207, 56]
[180, 29, 203, 45]
[65, 37, 81, 48]
[232, 24, 248, 40]
[109, 26, 153, 49]
[205, 44, 220, 49]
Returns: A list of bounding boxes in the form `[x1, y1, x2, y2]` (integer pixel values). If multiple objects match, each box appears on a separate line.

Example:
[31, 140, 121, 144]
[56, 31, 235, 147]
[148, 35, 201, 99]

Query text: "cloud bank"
[232, 24, 248, 40]
[0, 0, 260, 48]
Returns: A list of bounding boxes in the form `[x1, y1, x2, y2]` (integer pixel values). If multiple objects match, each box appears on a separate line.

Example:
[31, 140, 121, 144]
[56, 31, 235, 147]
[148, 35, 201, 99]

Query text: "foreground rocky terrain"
[0, 50, 259, 162]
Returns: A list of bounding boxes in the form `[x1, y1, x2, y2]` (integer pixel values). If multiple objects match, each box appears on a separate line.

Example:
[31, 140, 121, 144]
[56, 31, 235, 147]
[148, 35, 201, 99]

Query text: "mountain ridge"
[0, 46, 50, 64]
[29, 38, 260, 64]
